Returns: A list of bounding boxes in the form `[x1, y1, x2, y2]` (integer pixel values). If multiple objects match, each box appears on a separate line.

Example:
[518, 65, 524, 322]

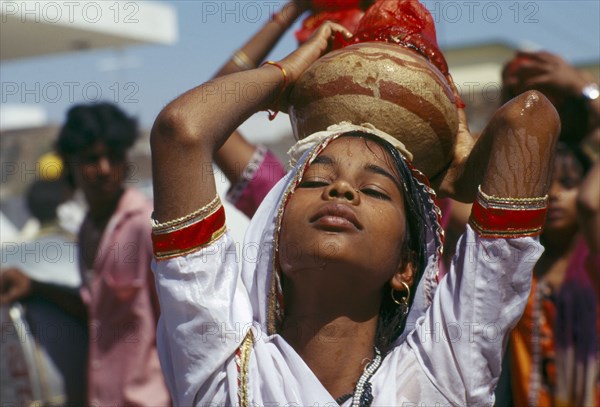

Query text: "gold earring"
[391, 281, 410, 306]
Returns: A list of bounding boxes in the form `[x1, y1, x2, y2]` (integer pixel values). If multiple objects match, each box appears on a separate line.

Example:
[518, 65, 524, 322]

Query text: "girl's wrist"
[260, 61, 290, 120]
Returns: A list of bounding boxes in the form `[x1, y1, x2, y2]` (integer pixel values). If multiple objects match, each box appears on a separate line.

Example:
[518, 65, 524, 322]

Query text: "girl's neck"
[281, 315, 378, 400]
[280, 266, 385, 399]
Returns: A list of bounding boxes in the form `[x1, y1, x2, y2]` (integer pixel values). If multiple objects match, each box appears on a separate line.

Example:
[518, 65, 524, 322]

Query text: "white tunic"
[153, 224, 541, 406]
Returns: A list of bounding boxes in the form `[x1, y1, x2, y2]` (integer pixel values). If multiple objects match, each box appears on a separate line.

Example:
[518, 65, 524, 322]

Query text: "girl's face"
[278, 136, 409, 294]
[545, 151, 584, 233]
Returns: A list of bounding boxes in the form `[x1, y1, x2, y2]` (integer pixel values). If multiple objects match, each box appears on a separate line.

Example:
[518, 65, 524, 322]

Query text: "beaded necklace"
[528, 281, 544, 406]
[335, 347, 382, 406]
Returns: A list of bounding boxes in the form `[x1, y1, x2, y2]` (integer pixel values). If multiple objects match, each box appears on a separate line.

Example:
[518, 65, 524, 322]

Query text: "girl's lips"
[310, 203, 363, 231]
[312, 215, 358, 231]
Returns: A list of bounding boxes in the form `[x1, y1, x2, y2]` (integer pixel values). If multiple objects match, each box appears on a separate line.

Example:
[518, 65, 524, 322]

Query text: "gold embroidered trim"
[153, 225, 227, 261]
[269, 140, 330, 335]
[236, 330, 254, 407]
[152, 195, 222, 234]
[469, 218, 543, 238]
[477, 186, 548, 209]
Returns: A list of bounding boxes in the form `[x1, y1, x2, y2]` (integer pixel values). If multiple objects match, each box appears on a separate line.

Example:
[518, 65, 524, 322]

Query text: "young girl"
[150, 23, 559, 405]
[505, 143, 598, 406]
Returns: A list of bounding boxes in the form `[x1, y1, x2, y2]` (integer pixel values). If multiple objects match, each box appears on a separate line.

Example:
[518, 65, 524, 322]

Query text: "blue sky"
[1, 0, 599, 136]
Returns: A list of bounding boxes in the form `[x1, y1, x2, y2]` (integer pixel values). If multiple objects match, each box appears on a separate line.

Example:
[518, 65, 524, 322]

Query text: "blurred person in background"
[496, 50, 600, 407]
[1, 168, 87, 405]
[505, 143, 598, 407]
[578, 159, 600, 297]
[502, 50, 600, 159]
[0, 102, 169, 406]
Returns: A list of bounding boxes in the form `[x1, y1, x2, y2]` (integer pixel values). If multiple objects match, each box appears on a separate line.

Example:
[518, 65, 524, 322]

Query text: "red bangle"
[469, 186, 548, 238]
[151, 196, 226, 260]
[261, 61, 288, 121]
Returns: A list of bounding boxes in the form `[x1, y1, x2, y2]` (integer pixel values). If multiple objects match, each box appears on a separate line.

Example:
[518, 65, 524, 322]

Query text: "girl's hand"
[432, 75, 477, 201]
[281, 21, 352, 84]
[276, 21, 352, 111]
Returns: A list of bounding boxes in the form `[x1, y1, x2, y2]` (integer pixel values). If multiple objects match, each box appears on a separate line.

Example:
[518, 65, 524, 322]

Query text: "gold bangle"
[231, 49, 254, 71]
[477, 186, 548, 210]
[151, 195, 222, 233]
[261, 61, 288, 121]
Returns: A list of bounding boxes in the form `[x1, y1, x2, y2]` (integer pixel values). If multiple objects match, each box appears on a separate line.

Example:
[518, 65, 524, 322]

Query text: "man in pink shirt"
[0, 103, 169, 406]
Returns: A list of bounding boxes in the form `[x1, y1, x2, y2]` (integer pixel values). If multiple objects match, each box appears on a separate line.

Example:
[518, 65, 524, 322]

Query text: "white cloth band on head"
[287, 122, 414, 169]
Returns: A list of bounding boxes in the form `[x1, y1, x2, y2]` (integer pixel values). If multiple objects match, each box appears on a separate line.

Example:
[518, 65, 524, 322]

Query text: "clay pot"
[289, 42, 458, 179]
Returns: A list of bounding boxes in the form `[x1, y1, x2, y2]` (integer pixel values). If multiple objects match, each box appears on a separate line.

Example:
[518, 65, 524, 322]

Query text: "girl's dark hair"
[343, 132, 428, 354]
[56, 102, 138, 157]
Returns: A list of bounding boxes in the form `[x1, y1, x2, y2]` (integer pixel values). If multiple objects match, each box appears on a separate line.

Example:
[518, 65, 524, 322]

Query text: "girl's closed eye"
[361, 186, 390, 200]
[299, 179, 329, 188]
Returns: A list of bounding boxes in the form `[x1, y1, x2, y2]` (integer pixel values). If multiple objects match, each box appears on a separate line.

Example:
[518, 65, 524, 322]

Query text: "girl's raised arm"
[151, 22, 351, 223]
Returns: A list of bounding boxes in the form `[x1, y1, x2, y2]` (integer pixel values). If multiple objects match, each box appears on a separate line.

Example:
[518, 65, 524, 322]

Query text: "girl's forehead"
[320, 136, 394, 164]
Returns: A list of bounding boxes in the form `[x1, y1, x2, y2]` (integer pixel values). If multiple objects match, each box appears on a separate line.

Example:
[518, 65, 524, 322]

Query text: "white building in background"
[1, 0, 177, 131]
[1, 0, 177, 61]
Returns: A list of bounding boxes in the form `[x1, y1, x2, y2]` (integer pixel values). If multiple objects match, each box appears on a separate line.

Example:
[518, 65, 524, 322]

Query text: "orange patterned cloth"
[510, 277, 556, 406]
[508, 239, 599, 407]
